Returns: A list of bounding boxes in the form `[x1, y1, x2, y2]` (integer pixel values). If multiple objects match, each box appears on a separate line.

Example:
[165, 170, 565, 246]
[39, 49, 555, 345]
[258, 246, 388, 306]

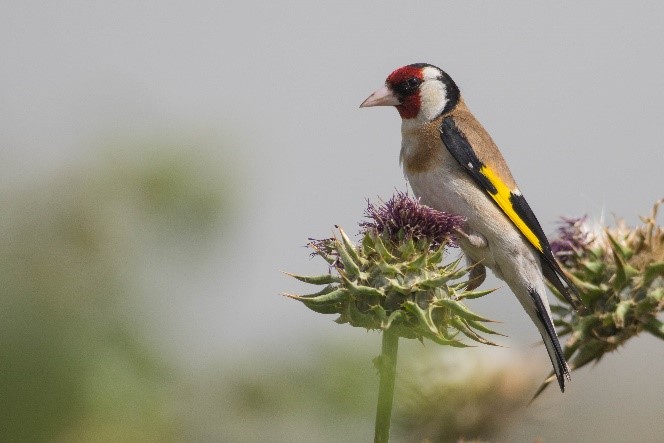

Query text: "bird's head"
[360, 63, 460, 122]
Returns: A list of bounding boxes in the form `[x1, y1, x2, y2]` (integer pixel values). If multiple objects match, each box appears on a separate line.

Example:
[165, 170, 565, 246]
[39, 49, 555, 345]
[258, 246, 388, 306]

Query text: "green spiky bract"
[285, 192, 500, 443]
[286, 228, 500, 347]
[536, 200, 664, 397]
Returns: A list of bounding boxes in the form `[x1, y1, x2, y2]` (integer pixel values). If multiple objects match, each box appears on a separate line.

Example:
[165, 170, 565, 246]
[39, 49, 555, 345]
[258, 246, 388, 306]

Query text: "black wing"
[440, 116, 581, 309]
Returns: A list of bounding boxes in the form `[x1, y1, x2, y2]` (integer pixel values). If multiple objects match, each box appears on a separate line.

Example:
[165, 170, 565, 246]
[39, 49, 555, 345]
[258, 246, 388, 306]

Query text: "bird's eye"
[395, 77, 422, 94]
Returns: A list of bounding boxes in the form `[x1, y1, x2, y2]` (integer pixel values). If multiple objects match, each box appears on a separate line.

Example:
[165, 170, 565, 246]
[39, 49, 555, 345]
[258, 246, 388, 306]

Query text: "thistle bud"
[285, 192, 501, 347]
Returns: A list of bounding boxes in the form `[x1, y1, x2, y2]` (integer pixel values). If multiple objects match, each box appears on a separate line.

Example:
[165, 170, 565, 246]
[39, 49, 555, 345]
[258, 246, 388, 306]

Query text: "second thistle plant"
[536, 199, 664, 395]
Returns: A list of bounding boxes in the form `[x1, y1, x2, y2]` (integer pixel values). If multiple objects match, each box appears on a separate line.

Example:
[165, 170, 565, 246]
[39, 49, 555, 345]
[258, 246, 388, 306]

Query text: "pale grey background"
[2, 1, 663, 441]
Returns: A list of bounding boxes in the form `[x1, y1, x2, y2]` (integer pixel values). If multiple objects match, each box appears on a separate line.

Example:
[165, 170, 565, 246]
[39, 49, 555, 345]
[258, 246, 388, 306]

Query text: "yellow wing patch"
[479, 165, 543, 252]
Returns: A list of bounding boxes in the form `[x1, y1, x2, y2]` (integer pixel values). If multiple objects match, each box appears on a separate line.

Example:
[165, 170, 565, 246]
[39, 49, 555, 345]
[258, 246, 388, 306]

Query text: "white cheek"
[418, 81, 448, 121]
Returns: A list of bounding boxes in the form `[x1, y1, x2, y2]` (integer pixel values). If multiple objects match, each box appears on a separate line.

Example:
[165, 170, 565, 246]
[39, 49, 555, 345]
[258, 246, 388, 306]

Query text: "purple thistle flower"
[359, 191, 465, 250]
[549, 216, 592, 263]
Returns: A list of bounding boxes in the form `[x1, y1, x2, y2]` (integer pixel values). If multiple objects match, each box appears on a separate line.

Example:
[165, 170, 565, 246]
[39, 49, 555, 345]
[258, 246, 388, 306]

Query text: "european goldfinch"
[360, 63, 582, 392]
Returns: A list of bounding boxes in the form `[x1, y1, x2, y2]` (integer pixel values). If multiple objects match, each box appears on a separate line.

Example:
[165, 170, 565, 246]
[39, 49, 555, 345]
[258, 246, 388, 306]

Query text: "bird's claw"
[466, 262, 486, 290]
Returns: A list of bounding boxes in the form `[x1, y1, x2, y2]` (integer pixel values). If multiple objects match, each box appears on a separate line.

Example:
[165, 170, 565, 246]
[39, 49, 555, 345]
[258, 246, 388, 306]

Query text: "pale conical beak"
[359, 85, 400, 108]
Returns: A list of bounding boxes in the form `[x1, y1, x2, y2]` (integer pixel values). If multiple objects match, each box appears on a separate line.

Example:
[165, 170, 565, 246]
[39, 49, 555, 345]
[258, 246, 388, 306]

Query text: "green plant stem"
[374, 329, 399, 443]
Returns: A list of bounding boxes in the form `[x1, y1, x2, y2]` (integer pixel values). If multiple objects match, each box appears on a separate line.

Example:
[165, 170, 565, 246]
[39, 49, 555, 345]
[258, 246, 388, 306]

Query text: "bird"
[360, 63, 582, 392]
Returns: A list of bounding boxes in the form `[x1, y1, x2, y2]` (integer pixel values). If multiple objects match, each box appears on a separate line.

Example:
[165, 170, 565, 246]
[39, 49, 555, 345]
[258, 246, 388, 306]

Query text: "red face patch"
[386, 65, 424, 119]
[395, 93, 421, 119]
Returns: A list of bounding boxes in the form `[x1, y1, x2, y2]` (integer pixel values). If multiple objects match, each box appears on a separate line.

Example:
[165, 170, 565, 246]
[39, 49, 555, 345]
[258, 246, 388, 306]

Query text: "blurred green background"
[2, 2, 663, 442]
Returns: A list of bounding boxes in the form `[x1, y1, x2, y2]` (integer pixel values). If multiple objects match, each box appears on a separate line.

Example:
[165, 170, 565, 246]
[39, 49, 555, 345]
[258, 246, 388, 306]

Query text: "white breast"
[400, 128, 475, 218]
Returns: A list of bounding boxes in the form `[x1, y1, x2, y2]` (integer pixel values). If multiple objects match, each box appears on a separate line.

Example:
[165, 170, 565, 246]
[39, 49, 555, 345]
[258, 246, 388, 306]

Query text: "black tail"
[528, 287, 570, 392]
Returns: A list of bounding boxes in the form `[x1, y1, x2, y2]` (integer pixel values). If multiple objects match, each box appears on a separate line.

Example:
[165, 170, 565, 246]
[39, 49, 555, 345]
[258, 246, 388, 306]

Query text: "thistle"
[285, 191, 501, 347]
[285, 191, 501, 443]
[537, 199, 664, 396]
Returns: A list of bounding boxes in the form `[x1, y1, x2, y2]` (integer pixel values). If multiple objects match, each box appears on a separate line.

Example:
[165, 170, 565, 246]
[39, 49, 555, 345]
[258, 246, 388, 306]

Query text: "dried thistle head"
[394, 350, 537, 442]
[537, 199, 664, 396]
[285, 192, 500, 347]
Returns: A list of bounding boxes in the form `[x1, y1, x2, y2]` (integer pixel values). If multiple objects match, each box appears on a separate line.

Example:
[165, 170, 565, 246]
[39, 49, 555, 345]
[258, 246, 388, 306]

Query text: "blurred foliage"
[392, 348, 536, 443]
[202, 342, 538, 443]
[0, 140, 230, 441]
[199, 343, 377, 442]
